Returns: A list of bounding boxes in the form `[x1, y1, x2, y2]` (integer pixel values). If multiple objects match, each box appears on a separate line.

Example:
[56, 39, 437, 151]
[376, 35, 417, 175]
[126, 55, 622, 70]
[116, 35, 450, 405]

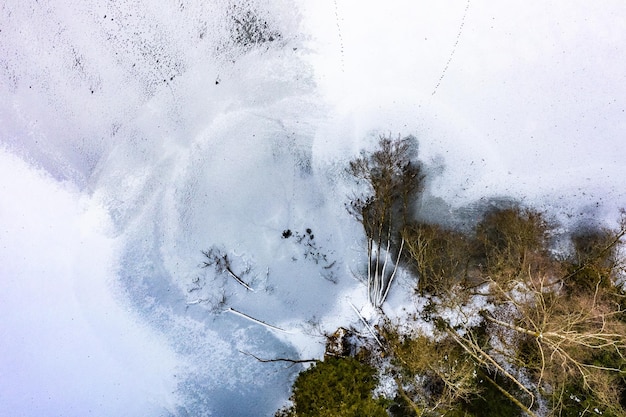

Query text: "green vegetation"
[382, 329, 481, 416]
[276, 357, 388, 417]
[276, 136, 626, 417]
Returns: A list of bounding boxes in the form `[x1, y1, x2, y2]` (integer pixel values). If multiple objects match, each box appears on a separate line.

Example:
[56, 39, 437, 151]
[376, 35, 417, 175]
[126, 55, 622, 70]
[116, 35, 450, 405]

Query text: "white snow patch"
[0, 148, 181, 416]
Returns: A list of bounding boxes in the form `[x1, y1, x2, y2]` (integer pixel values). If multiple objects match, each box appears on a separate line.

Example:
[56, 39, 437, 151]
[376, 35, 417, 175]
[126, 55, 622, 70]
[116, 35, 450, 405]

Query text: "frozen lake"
[1, 1, 626, 415]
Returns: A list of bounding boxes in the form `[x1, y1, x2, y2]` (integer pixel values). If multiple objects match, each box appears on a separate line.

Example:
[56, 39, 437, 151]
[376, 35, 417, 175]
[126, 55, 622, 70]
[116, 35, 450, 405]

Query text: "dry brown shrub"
[402, 222, 471, 296]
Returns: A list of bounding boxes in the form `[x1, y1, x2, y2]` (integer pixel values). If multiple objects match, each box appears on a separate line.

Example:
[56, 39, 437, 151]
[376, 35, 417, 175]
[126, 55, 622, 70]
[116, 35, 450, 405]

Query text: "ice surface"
[1, 1, 626, 416]
[0, 149, 180, 416]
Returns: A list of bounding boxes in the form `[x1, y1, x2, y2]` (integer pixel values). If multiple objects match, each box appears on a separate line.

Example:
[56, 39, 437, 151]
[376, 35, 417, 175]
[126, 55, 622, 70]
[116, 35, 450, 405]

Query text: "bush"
[402, 222, 471, 296]
[473, 205, 551, 280]
[565, 224, 624, 294]
[462, 370, 523, 417]
[281, 357, 388, 417]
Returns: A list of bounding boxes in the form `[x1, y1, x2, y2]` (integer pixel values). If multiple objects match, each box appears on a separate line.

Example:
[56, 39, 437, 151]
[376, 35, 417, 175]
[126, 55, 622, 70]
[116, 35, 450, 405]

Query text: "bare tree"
[442, 211, 626, 416]
[347, 134, 424, 307]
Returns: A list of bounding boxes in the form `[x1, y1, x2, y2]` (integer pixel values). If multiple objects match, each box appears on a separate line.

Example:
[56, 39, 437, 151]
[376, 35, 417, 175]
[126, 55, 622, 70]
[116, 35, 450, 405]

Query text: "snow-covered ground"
[1, 1, 626, 416]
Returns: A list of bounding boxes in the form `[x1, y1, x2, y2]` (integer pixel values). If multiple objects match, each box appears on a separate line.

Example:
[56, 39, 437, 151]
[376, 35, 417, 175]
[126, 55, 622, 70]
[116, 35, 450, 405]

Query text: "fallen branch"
[349, 301, 384, 349]
[225, 266, 254, 292]
[480, 371, 538, 417]
[227, 308, 291, 334]
[445, 326, 536, 408]
[239, 350, 317, 366]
